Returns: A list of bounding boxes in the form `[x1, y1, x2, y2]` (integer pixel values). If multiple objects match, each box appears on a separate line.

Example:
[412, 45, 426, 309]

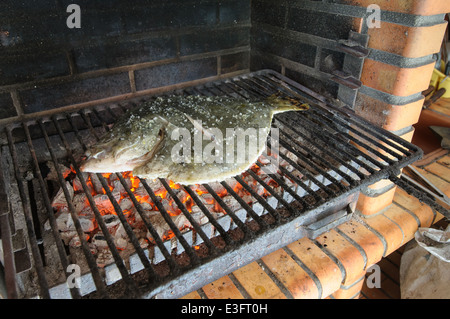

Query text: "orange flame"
[56, 163, 276, 248]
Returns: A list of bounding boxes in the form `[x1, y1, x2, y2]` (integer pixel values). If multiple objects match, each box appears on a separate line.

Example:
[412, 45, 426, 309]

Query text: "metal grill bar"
[50, 117, 141, 298]
[234, 175, 281, 223]
[261, 72, 416, 157]
[35, 119, 110, 298]
[65, 114, 160, 283]
[183, 185, 233, 244]
[73, 108, 182, 278]
[218, 179, 268, 227]
[5, 127, 51, 299]
[274, 118, 364, 182]
[246, 76, 386, 172]
[80, 108, 180, 274]
[0, 152, 17, 298]
[140, 179, 200, 265]
[22, 122, 82, 299]
[159, 178, 218, 252]
[0, 70, 422, 299]
[246, 167, 295, 214]
[201, 183, 252, 234]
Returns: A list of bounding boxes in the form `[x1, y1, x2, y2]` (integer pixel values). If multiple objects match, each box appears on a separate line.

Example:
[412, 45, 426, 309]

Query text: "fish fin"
[267, 94, 310, 113]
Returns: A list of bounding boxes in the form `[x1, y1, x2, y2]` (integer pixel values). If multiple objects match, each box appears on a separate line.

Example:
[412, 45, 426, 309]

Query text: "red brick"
[337, 219, 385, 267]
[343, 0, 450, 16]
[202, 275, 244, 299]
[437, 155, 450, 167]
[232, 262, 287, 299]
[315, 229, 366, 286]
[364, 214, 404, 256]
[417, 166, 450, 196]
[356, 186, 397, 216]
[261, 249, 319, 299]
[425, 162, 450, 183]
[331, 274, 365, 299]
[355, 93, 424, 131]
[393, 188, 435, 228]
[383, 204, 420, 244]
[367, 21, 448, 58]
[287, 238, 342, 298]
[361, 59, 435, 97]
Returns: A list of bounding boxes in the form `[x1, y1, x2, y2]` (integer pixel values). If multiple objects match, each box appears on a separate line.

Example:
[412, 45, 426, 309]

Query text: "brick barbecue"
[0, 0, 449, 299]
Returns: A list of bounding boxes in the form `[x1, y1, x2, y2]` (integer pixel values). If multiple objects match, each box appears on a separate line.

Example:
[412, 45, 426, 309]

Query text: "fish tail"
[266, 93, 309, 113]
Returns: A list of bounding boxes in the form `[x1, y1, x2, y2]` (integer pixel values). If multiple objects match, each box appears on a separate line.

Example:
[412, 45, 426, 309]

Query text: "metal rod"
[0, 213, 17, 299]
[34, 120, 110, 298]
[205, 76, 351, 192]
[159, 178, 218, 254]
[65, 113, 161, 284]
[251, 73, 398, 166]
[81, 106, 181, 274]
[5, 127, 51, 299]
[22, 122, 82, 299]
[97, 173, 162, 279]
[225, 75, 364, 182]
[266, 71, 416, 157]
[219, 179, 269, 228]
[234, 175, 282, 223]
[49, 117, 142, 297]
[392, 175, 449, 219]
[115, 173, 180, 273]
[201, 182, 253, 235]
[0, 142, 19, 299]
[275, 113, 376, 175]
[183, 185, 234, 245]
[274, 119, 360, 183]
[305, 106, 401, 164]
[217, 75, 371, 190]
[139, 179, 201, 266]
[246, 166, 296, 214]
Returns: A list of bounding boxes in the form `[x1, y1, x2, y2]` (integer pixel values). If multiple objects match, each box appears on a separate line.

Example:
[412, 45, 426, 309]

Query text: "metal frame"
[0, 70, 423, 299]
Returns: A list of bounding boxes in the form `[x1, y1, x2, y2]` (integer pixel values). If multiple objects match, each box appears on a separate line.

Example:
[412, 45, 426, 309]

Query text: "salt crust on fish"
[81, 95, 308, 185]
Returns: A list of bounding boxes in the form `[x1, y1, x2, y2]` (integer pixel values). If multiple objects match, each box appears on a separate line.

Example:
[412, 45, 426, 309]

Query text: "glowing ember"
[47, 153, 296, 268]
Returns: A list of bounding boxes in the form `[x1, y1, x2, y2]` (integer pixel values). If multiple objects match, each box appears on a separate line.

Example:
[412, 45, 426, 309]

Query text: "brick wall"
[250, 0, 449, 216]
[0, 0, 251, 119]
[348, 0, 449, 216]
[2, 1, 448, 123]
[250, 0, 366, 101]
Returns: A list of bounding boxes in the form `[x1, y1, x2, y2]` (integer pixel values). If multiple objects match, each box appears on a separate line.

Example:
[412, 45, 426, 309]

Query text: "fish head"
[81, 115, 167, 173]
[266, 94, 310, 113]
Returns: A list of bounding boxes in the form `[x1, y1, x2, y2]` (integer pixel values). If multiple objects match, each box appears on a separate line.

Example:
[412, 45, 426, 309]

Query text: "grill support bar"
[21, 123, 82, 299]
[0, 70, 425, 299]
[5, 128, 51, 298]
[35, 120, 110, 298]
[145, 190, 357, 299]
[65, 114, 161, 284]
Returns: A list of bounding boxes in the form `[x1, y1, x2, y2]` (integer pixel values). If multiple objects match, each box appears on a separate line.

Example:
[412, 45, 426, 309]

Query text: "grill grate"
[0, 70, 422, 299]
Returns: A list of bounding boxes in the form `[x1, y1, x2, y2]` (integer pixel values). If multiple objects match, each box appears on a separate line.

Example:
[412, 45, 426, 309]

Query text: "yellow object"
[439, 59, 446, 73]
[431, 67, 450, 98]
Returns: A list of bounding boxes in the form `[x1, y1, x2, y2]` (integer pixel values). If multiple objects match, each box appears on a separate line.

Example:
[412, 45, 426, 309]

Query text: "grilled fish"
[81, 94, 309, 185]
